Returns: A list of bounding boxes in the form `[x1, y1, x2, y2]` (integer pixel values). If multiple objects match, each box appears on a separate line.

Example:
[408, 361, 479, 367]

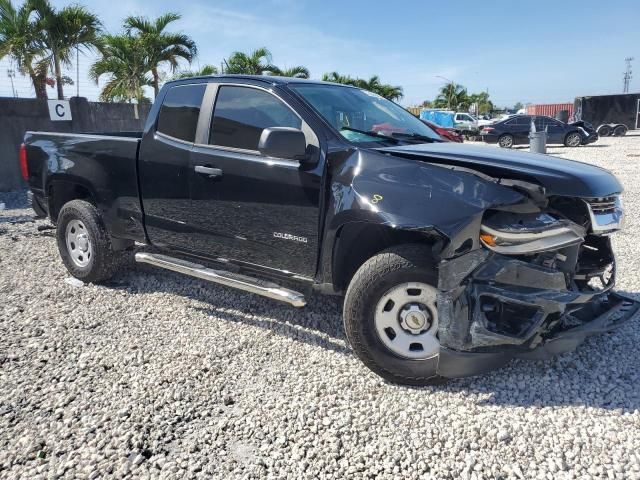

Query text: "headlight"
[480, 211, 585, 255]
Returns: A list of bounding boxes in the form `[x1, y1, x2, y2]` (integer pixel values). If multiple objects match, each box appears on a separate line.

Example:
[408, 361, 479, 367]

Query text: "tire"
[613, 125, 628, 136]
[497, 134, 514, 148]
[597, 125, 612, 137]
[564, 132, 582, 147]
[343, 244, 445, 386]
[56, 200, 123, 283]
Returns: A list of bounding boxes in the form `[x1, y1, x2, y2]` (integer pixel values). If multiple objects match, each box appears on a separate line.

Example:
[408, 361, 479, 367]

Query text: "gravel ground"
[2, 133, 640, 479]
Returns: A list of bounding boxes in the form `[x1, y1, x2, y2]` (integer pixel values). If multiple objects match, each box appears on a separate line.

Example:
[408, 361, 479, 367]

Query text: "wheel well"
[48, 181, 95, 223]
[332, 222, 442, 292]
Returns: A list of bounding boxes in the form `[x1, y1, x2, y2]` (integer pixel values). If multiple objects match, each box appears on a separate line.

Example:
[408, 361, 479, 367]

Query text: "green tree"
[173, 64, 218, 79]
[322, 71, 358, 86]
[513, 102, 524, 111]
[124, 13, 197, 97]
[468, 91, 494, 115]
[273, 65, 309, 78]
[31, 0, 102, 100]
[90, 34, 152, 104]
[0, 0, 48, 98]
[421, 99, 433, 108]
[223, 47, 280, 75]
[321, 72, 403, 101]
[434, 82, 469, 111]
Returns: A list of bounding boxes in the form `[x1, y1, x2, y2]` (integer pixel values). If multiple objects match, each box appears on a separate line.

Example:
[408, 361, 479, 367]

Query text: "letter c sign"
[47, 100, 72, 121]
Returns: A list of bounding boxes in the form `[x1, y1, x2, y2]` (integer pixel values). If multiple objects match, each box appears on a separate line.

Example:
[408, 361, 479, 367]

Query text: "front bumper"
[434, 247, 640, 378]
[437, 292, 639, 377]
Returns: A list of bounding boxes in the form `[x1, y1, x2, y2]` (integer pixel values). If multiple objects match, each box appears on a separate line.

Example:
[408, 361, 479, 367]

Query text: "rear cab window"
[209, 85, 302, 151]
[156, 84, 207, 142]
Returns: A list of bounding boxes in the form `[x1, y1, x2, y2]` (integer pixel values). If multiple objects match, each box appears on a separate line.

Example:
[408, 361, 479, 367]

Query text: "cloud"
[179, 4, 462, 105]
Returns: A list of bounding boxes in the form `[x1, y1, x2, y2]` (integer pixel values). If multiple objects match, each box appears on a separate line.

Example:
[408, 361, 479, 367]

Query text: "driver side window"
[209, 86, 302, 151]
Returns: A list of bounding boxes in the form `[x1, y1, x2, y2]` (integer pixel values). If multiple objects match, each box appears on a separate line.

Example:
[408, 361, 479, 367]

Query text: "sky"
[1, 0, 639, 106]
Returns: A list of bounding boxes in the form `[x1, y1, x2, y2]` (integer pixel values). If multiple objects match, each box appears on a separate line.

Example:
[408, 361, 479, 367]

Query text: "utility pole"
[76, 46, 80, 97]
[623, 57, 633, 93]
[7, 69, 16, 97]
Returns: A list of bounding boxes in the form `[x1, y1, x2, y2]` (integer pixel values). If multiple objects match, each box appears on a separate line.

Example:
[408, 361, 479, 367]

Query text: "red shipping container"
[525, 103, 574, 118]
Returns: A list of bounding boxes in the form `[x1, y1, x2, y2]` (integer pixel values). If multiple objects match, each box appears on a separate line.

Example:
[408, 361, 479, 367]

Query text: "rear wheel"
[564, 132, 582, 147]
[498, 134, 514, 148]
[56, 200, 124, 283]
[613, 125, 628, 136]
[597, 125, 612, 137]
[343, 244, 444, 385]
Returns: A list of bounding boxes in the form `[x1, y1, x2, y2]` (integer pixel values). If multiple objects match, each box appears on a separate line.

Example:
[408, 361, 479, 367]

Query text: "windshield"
[290, 84, 441, 143]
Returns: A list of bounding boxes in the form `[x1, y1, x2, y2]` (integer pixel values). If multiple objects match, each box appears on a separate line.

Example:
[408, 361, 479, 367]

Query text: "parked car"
[420, 119, 464, 143]
[453, 112, 478, 131]
[480, 115, 598, 148]
[22, 75, 635, 385]
[476, 115, 495, 127]
[421, 109, 479, 133]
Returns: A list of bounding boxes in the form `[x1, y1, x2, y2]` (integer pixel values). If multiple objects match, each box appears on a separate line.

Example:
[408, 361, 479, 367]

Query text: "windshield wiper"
[390, 132, 440, 143]
[340, 126, 399, 143]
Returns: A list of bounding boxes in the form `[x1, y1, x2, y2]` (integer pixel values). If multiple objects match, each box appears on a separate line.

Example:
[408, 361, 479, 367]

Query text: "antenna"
[623, 57, 633, 93]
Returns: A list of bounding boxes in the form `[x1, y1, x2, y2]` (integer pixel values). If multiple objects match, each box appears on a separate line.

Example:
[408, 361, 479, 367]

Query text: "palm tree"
[434, 82, 469, 111]
[0, 0, 48, 98]
[223, 47, 279, 75]
[90, 34, 152, 104]
[375, 83, 403, 102]
[321, 72, 403, 101]
[322, 71, 358, 86]
[173, 63, 217, 79]
[124, 13, 197, 97]
[272, 65, 310, 79]
[31, 0, 102, 100]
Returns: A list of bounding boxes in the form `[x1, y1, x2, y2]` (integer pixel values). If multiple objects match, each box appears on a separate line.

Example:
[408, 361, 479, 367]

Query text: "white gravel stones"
[2, 134, 640, 479]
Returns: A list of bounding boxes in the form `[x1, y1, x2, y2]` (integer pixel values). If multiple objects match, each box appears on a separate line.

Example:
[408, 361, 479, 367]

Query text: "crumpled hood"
[378, 142, 622, 198]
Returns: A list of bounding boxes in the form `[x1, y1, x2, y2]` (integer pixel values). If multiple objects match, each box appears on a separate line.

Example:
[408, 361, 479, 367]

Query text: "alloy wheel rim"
[568, 134, 581, 146]
[500, 136, 512, 147]
[374, 282, 439, 360]
[65, 219, 92, 268]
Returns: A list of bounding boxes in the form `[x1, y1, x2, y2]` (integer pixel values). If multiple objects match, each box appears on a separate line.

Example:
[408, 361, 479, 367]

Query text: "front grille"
[587, 197, 617, 214]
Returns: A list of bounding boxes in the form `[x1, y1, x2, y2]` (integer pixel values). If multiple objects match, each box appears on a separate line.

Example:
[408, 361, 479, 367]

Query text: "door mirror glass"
[258, 127, 307, 160]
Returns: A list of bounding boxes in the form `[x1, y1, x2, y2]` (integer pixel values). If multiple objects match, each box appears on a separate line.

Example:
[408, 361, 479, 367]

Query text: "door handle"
[195, 165, 223, 178]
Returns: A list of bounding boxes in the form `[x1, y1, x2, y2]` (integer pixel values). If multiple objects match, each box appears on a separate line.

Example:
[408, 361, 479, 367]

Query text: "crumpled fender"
[324, 149, 526, 258]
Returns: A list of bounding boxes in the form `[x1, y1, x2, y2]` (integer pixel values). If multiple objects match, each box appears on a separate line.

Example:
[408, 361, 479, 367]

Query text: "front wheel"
[498, 134, 514, 148]
[564, 132, 582, 147]
[343, 244, 444, 385]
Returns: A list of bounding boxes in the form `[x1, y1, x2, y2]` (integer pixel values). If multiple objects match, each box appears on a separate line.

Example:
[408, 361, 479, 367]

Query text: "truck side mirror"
[258, 127, 308, 161]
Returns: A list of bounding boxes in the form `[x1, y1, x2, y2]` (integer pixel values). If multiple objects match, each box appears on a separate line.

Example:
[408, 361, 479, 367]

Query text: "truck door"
[138, 83, 206, 248]
[187, 83, 322, 277]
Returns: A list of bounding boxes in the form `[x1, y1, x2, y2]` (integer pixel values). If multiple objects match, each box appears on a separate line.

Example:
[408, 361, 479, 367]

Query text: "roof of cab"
[166, 74, 357, 88]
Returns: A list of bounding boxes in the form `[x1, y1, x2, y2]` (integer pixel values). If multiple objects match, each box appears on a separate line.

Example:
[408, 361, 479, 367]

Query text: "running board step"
[135, 252, 306, 307]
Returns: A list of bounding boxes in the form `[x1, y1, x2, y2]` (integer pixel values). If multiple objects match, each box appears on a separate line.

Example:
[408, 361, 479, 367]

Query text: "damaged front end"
[436, 193, 639, 378]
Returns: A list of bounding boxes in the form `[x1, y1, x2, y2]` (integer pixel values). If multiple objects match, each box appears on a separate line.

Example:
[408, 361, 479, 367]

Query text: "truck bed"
[23, 131, 146, 243]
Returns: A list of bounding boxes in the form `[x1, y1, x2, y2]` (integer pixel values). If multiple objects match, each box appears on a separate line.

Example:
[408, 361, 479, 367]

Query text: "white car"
[453, 112, 478, 131]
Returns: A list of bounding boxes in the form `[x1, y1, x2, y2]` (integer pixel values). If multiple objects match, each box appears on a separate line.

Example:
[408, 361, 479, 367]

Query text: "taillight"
[19, 143, 29, 181]
[481, 127, 494, 134]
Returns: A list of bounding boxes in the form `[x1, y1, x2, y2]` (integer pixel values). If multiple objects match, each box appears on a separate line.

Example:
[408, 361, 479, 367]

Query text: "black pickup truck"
[22, 75, 638, 385]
